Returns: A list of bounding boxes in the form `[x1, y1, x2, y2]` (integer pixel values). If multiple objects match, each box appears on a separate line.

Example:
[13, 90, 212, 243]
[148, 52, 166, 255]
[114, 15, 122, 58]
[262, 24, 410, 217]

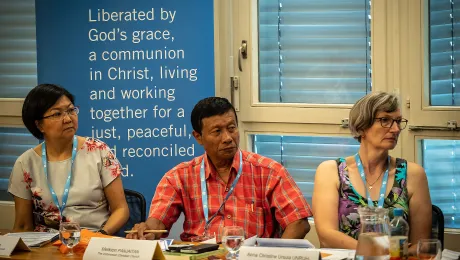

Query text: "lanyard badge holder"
[42, 135, 78, 218]
[194, 150, 243, 242]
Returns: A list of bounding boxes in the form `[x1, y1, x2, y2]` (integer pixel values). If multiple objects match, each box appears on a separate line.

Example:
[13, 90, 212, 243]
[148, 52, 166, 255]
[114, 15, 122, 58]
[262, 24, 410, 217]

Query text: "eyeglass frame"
[374, 117, 408, 130]
[41, 106, 80, 121]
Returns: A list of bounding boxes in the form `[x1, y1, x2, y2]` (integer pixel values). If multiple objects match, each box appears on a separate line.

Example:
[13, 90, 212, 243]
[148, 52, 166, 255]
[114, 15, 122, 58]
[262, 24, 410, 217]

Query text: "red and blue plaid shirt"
[148, 150, 312, 241]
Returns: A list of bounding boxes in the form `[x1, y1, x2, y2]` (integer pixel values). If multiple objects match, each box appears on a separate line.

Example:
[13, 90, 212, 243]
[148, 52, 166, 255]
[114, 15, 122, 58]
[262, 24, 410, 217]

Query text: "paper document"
[6, 232, 59, 247]
[243, 235, 257, 246]
[442, 249, 460, 260]
[321, 248, 356, 260]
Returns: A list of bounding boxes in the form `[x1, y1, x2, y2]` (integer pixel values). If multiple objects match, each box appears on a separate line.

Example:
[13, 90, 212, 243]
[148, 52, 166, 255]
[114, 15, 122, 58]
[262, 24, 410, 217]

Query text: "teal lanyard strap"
[200, 150, 243, 228]
[355, 153, 390, 208]
[42, 135, 77, 216]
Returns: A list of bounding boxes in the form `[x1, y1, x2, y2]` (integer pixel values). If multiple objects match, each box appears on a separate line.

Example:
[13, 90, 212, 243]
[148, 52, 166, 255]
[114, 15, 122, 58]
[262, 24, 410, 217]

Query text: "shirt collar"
[203, 149, 241, 180]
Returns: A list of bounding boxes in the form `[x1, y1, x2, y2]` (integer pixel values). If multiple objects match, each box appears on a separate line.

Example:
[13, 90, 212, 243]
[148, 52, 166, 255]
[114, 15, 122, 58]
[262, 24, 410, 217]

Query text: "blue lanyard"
[355, 153, 390, 208]
[200, 150, 243, 228]
[42, 135, 78, 215]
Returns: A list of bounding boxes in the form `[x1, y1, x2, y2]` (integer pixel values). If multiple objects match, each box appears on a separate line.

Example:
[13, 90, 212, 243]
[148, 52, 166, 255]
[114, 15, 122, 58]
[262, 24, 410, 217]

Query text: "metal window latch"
[409, 120, 459, 131]
[341, 118, 349, 128]
[230, 76, 240, 111]
[238, 40, 248, 72]
[232, 76, 239, 90]
[405, 97, 410, 108]
[447, 120, 458, 130]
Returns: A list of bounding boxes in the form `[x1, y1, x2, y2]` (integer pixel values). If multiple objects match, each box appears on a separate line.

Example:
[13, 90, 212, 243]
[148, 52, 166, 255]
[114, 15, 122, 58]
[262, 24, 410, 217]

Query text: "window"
[235, 0, 379, 125]
[422, 139, 460, 229]
[0, 0, 37, 98]
[408, 0, 460, 128]
[429, 0, 460, 106]
[0, 127, 37, 201]
[0, 0, 37, 201]
[404, 0, 460, 231]
[235, 1, 460, 237]
[252, 134, 359, 205]
[258, 0, 371, 104]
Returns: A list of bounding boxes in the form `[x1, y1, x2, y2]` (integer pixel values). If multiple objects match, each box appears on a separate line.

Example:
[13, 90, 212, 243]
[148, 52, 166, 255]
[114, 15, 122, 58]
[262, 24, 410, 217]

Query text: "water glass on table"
[221, 226, 245, 260]
[59, 222, 81, 256]
[417, 239, 441, 260]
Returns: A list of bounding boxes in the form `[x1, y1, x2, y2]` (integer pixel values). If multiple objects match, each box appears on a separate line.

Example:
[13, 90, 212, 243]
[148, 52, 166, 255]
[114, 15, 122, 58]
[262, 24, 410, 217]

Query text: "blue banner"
[35, 1, 215, 204]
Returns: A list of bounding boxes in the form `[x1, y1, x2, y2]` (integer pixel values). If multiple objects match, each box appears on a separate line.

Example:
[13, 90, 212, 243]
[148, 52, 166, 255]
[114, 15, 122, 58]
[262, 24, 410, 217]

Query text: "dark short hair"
[22, 84, 75, 139]
[191, 97, 237, 133]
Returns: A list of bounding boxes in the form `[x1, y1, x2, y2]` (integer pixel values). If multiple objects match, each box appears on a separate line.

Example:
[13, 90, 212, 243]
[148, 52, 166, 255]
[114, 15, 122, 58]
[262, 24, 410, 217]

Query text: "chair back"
[431, 204, 444, 249]
[114, 189, 146, 237]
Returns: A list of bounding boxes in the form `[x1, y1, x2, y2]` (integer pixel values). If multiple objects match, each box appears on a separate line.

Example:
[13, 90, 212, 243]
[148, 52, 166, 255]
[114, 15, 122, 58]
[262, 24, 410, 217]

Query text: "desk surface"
[1, 229, 225, 260]
[1, 230, 377, 260]
[5, 243, 228, 260]
[4, 244, 83, 260]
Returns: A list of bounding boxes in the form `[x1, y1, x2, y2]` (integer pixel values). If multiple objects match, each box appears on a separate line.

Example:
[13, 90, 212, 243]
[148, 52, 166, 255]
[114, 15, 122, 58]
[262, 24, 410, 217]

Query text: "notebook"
[5, 232, 59, 247]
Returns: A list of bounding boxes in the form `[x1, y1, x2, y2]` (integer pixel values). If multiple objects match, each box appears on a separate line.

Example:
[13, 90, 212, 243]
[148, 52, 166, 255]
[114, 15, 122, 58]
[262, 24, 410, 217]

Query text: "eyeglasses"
[374, 117, 408, 130]
[42, 107, 79, 121]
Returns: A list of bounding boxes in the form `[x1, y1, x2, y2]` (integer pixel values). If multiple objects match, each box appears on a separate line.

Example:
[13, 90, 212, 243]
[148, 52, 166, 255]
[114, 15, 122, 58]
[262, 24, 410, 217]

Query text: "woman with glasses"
[8, 84, 129, 235]
[312, 92, 432, 251]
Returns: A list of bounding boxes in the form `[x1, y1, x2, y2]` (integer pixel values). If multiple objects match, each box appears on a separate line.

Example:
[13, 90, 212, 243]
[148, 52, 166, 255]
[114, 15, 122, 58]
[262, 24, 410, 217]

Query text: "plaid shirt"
[148, 150, 312, 241]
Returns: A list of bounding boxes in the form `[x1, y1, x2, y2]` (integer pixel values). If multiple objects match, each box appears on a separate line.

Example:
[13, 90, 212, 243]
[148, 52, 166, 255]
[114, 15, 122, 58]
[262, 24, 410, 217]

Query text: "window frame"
[232, 0, 391, 126]
[406, 0, 460, 129]
[235, 0, 460, 237]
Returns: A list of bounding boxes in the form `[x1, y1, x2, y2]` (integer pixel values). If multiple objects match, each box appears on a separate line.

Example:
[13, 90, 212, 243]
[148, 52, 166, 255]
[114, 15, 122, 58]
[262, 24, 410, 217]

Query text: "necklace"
[366, 170, 384, 189]
[363, 158, 391, 189]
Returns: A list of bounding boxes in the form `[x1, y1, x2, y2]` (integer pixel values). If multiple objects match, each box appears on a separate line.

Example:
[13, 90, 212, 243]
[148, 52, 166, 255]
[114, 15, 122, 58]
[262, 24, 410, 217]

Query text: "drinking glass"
[59, 222, 81, 256]
[417, 239, 442, 260]
[221, 226, 245, 260]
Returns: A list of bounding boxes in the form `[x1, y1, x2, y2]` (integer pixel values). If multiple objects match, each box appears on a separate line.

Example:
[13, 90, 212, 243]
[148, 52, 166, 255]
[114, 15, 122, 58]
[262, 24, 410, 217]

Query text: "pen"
[124, 229, 168, 234]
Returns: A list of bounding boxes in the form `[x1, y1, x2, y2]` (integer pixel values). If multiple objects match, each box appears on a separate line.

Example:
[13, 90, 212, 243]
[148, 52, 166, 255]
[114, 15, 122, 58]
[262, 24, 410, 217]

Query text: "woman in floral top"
[8, 84, 129, 234]
[312, 92, 432, 252]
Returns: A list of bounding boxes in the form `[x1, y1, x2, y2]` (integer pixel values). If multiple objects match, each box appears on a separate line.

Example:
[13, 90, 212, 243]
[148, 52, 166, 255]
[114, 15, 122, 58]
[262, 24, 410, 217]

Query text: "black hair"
[191, 97, 237, 134]
[22, 84, 75, 139]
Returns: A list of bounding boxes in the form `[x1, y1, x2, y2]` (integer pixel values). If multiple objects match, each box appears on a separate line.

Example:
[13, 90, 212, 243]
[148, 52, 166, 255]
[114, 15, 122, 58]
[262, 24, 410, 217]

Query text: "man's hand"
[126, 218, 166, 240]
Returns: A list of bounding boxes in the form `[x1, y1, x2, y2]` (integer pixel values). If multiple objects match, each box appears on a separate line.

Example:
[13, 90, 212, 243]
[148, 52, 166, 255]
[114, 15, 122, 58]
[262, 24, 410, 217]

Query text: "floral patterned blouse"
[8, 137, 122, 232]
[337, 157, 409, 239]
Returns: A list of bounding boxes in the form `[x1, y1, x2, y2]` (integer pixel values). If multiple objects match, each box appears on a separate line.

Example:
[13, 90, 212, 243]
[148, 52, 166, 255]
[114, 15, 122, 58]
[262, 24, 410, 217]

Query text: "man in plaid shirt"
[127, 97, 312, 241]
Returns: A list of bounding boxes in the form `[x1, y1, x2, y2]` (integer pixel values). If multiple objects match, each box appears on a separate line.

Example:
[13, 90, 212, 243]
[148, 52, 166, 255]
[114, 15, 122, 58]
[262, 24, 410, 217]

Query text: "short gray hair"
[349, 91, 400, 142]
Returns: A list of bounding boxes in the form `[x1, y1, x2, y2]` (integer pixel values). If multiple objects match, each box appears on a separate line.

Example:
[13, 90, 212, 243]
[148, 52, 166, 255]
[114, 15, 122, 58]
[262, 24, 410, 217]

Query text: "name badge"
[83, 237, 165, 260]
[0, 236, 31, 257]
[239, 246, 321, 260]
